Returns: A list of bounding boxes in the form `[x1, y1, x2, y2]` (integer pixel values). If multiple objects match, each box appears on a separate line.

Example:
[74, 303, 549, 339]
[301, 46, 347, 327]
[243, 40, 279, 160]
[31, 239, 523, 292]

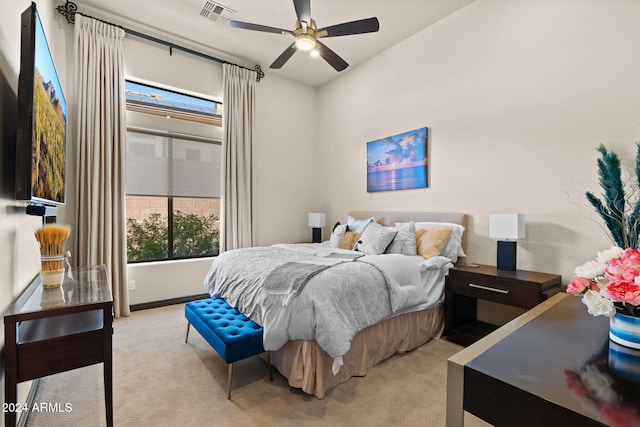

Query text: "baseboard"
[130, 294, 209, 312]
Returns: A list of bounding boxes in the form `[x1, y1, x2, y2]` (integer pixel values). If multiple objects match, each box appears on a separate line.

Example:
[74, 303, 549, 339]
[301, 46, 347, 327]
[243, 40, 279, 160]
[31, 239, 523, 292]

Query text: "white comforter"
[204, 243, 451, 359]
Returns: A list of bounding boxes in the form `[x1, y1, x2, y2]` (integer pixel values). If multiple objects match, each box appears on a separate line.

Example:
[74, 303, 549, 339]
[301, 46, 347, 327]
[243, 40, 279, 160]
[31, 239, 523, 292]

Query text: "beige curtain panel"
[221, 64, 256, 251]
[73, 14, 129, 317]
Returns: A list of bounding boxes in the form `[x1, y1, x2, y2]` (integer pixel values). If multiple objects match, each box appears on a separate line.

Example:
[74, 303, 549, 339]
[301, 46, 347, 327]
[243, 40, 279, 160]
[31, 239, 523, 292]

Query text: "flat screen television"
[15, 2, 67, 208]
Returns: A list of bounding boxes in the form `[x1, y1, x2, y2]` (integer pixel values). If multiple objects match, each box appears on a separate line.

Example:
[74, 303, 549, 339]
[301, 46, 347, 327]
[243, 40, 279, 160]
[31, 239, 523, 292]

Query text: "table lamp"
[489, 213, 525, 271]
[308, 213, 326, 243]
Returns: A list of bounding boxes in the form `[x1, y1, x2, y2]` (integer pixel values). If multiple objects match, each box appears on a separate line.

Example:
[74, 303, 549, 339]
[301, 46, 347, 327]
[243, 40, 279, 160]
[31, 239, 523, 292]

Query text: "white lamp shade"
[308, 213, 326, 228]
[489, 214, 525, 239]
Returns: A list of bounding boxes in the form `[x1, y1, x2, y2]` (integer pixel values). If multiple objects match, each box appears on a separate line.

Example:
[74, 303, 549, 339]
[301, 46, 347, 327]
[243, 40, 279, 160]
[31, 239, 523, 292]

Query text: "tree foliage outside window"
[126, 211, 219, 262]
[173, 211, 220, 257]
[127, 213, 167, 262]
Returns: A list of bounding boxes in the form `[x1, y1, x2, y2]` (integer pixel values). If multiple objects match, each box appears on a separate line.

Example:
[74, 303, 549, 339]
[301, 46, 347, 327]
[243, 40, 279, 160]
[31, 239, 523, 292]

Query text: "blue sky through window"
[125, 80, 219, 116]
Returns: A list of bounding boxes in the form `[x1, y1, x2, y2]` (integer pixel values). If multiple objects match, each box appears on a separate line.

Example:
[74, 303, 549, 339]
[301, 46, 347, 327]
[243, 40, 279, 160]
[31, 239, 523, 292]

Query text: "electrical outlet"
[128, 280, 136, 291]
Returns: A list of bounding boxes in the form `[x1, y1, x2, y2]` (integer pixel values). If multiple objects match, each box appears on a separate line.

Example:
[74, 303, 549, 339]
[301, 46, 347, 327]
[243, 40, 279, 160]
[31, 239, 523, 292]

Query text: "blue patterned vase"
[610, 313, 640, 349]
[609, 340, 640, 382]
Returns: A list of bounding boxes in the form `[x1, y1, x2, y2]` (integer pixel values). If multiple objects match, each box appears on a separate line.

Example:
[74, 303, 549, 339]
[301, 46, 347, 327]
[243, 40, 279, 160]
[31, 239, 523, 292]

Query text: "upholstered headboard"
[348, 210, 468, 262]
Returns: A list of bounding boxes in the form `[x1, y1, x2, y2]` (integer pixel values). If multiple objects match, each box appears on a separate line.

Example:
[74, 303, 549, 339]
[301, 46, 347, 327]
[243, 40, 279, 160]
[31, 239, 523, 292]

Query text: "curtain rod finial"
[57, 0, 78, 24]
[255, 65, 265, 82]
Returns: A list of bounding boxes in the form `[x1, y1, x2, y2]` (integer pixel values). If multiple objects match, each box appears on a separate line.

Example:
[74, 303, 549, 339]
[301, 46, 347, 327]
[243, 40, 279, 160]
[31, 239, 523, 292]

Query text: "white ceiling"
[70, 0, 475, 87]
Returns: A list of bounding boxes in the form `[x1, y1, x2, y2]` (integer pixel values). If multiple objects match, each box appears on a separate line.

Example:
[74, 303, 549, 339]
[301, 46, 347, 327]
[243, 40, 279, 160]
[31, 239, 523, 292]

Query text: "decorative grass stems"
[35, 224, 70, 287]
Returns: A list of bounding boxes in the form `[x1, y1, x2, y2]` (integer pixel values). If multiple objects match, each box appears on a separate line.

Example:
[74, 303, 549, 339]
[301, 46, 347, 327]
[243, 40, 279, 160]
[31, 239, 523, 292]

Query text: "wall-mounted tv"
[15, 2, 67, 208]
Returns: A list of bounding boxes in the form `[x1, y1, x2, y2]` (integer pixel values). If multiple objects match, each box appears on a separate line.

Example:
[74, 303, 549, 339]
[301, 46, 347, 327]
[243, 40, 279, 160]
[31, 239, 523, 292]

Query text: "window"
[125, 80, 222, 125]
[124, 81, 222, 262]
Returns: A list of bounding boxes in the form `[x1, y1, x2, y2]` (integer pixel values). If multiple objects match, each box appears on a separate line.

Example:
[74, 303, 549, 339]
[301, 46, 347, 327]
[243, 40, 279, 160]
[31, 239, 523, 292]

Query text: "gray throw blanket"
[263, 252, 363, 306]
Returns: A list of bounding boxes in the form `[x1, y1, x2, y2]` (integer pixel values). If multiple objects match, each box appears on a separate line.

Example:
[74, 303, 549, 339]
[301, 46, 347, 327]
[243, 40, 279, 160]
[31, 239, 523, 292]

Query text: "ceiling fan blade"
[317, 17, 380, 38]
[315, 40, 349, 72]
[229, 20, 292, 35]
[270, 43, 298, 69]
[293, 0, 311, 24]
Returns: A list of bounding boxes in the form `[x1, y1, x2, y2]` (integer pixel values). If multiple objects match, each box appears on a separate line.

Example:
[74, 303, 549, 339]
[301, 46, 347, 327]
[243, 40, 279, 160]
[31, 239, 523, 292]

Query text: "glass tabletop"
[18, 265, 112, 314]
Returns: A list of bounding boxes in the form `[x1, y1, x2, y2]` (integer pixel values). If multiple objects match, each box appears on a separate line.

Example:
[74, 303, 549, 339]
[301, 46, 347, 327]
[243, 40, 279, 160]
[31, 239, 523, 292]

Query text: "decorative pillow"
[385, 221, 418, 255]
[416, 226, 453, 259]
[347, 215, 374, 233]
[355, 222, 398, 255]
[339, 231, 361, 250]
[414, 222, 465, 262]
[329, 223, 348, 248]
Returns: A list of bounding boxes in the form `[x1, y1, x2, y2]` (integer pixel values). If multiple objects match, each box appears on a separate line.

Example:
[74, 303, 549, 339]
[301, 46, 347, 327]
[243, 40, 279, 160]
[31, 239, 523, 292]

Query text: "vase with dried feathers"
[585, 144, 640, 250]
[34, 224, 70, 288]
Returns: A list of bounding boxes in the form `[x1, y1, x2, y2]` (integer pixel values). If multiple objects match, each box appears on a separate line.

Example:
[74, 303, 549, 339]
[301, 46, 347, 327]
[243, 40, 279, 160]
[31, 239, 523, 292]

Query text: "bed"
[204, 210, 468, 398]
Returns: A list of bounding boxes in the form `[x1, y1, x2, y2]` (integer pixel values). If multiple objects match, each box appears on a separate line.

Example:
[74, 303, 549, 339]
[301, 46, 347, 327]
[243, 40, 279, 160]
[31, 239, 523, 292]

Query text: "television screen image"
[366, 127, 428, 192]
[16, 3, 67, 206]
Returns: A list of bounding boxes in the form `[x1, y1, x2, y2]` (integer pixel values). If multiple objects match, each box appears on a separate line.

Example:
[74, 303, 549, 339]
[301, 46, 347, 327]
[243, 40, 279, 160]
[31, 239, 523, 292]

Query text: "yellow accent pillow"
[416, 226, 453, 259]
[339, 231, 361, 250]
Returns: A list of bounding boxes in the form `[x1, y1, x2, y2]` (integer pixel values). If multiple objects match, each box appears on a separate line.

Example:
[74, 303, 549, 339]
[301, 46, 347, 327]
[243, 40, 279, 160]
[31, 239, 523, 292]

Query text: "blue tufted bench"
[185, 297, 273, 399]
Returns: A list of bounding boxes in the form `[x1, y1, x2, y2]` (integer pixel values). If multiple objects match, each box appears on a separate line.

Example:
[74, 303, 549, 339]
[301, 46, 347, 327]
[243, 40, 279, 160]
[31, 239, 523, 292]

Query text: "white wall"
[253, 73, 319, 246]
[316, 0, 640, 283]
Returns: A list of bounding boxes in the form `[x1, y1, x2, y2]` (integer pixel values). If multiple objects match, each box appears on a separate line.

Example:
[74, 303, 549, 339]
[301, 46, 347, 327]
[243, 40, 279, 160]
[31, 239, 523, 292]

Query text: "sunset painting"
[367, 127, 428, 192]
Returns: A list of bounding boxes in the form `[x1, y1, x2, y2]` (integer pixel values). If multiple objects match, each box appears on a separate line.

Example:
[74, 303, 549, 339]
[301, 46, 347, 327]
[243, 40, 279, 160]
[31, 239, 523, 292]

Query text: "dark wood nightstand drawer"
[449, 270, 543, 309]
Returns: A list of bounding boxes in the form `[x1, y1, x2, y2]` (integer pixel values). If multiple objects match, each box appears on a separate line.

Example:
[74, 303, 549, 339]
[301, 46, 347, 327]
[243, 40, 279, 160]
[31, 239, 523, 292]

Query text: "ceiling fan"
[229, 0, 380, 72]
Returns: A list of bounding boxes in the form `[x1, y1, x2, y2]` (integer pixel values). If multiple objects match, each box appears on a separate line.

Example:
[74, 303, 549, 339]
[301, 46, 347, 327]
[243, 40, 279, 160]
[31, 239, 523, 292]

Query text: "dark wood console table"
[446, 293, 640, 426]
[4, 265, 113, 427]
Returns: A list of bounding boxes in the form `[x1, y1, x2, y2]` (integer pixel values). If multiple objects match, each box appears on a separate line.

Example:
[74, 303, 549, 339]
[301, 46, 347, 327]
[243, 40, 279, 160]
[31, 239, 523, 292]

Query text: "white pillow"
[413, 221, 466, 263]
[386, 221, 417, 255]
[347, 215, 374, 233]
[355, 222, 398, 255]
[329, 223, 348, 248]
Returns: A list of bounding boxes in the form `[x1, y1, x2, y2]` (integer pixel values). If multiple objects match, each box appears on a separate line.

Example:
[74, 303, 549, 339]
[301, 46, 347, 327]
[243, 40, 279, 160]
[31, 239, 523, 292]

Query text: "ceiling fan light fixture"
[230, 0, 380, 72]
[295, 33, 316, 51]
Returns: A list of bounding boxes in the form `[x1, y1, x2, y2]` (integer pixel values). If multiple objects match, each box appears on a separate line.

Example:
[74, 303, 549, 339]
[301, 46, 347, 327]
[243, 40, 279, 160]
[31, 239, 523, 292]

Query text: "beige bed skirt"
[268, 303, 444, 398]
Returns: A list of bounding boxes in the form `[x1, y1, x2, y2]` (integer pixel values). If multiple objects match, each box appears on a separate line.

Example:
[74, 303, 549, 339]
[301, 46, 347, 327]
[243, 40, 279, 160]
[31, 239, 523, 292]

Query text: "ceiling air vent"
[200, 1, 235, 24]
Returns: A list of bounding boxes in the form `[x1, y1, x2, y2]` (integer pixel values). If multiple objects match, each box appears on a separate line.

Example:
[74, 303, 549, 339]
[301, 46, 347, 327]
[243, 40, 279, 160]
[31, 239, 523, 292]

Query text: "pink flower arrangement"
[567, 247, 640, 317]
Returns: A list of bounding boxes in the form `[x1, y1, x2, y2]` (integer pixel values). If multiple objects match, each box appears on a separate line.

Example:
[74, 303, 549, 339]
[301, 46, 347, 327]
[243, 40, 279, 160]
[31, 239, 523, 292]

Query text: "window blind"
[126, 130, 221, 198]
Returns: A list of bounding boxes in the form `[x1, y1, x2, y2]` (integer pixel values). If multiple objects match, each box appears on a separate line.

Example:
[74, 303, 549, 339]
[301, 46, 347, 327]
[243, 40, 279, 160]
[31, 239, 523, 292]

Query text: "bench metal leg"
[227, 363, 233, 400]
[227, 353, 271, 400]
[185, 322, 191, 343]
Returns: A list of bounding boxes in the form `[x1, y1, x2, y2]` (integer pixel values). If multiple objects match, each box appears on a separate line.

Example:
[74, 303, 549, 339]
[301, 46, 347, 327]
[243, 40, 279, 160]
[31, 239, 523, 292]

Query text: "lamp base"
[496, 241, 517, 271]
[312, 228, 321, 243]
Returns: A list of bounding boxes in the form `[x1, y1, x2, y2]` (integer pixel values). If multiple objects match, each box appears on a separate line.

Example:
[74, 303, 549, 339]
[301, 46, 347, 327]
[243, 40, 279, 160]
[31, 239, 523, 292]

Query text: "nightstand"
[444, 264, 561, 346]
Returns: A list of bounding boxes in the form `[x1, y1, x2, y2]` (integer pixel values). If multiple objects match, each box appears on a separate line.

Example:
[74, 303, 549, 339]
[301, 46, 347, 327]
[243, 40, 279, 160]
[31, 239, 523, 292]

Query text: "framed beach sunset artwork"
[366, 127, 428, 192]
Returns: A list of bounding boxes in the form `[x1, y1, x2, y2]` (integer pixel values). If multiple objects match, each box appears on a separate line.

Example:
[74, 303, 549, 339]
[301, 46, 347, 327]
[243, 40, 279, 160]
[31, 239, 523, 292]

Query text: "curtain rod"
[55, 0, 265, 82]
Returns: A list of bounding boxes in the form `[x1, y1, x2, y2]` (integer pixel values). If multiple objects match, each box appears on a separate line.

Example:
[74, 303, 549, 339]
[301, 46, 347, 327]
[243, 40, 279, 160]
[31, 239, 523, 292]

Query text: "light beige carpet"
[25, 303, 490, 427]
